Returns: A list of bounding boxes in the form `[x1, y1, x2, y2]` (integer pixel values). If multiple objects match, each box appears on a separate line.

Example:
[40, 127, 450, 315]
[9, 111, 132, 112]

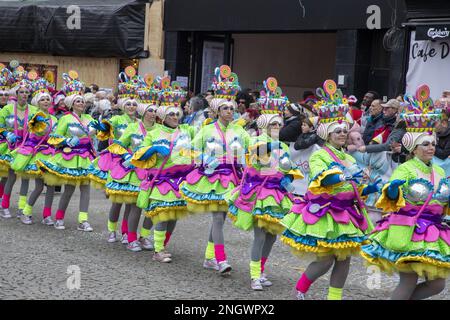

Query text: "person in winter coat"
[279, 103, 301, 143]
[435, 111, 450, 160]
[362, 99, 384, 145]
[294, 117, 322, 150]
[358, 99, 403, 154]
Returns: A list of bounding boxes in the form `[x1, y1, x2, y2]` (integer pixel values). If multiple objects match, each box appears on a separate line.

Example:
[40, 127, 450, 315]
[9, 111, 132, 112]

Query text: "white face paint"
[163, 106, 181, 128]
[124, 99, 138, 117]
[328, 121, 349, 134]
[327, 122, 349, 148]
[267, 119, 282, 140]
[414, 134, 436, 163]
[38, 94, 52, 111]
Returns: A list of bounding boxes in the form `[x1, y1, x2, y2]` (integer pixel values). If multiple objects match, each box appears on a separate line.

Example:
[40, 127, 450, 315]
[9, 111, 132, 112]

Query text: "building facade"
[163, 0, 408, 102]
[0, 0, 165, 91]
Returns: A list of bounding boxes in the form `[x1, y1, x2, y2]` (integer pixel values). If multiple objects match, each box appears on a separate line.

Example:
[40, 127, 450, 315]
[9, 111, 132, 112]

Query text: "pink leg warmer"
[1, 194, 10, 209]
[121, 218, 128, 235]
[296, 273, 313, 293]
[128, 232, 137, 243]
[214, 244, 227, 263]
[42, 207, 52, 218]
[261, 256, 268, 273]
[164, 232, 172, 247]
[55, 209, 65, 220]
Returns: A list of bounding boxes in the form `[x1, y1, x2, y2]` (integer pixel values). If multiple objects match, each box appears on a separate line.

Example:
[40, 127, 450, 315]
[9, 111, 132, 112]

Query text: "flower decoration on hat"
[313, 80, 350, 140]
[313, 80, 349, 123]
[155, 76, 187, 121]
[10, 61, 31, 91]
[401, 84, 442, 133]
[137, 73, 160, 105]
[211, 65, 241, 100]
[157, 76, 187, 107]
[0, 64, 13, 92]
[401, 84, 442, 152]
[29, 71, 51, 98]
[61, 70, 85, 96]
[118, 66, 143, 100]
[256, 77, 289, 129]
[258, 77, 289, 115]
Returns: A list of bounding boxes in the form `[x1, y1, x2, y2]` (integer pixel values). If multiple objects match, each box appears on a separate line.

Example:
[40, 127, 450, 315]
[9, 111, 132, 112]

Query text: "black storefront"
[164, 0, 407, 101]
[402, 0, 450, 100]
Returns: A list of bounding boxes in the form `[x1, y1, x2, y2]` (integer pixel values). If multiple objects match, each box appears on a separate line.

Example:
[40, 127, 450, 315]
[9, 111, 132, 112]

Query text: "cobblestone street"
[0, 185, 448, 300]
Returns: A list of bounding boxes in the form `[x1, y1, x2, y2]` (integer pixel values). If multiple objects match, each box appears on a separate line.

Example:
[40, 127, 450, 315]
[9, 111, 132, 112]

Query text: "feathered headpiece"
[401, 84, 442, 151]
[118, 66, 142, 100]
[137, 73, 160, 105]
[156, 76, 187, 121]
[61, 70, 85, 96]
[0, 64, 13, 92]
[402, 84, 442, 132]
[9, 60, 31, 92]
[157, 76, 186, 107]
[313, 80, 350, 140]
[29, 71, 51, 98]
[209, 65, 241, 113]
[256, 77, 289, 129]
[211, 65, 241, 100]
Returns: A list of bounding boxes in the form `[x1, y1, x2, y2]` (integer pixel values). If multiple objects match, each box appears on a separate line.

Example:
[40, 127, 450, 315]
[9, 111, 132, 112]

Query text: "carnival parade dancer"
[226, 77, 304, 290]
[361, 85, 450, 300]
[90, 66, 145, 244]
[0, 62, 38, 218]
[0, 65, 14, 201]
[281, 80, 379, 300]
[180, 65, 250, 273]
[131, 77, 194, 262]
[37, 71, 103, 231]
[103, 73, 160, 251]
[10, 74, 58, 225]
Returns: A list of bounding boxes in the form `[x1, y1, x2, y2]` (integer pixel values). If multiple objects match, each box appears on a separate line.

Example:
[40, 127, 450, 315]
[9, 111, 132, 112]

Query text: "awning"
[405, 0, 450, 20]
[164, 0, 406, 32]
[0, 0, 151, 58]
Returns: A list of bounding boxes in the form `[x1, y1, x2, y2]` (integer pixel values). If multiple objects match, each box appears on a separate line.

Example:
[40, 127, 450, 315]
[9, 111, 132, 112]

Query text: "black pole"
[224, 32, 231, 65]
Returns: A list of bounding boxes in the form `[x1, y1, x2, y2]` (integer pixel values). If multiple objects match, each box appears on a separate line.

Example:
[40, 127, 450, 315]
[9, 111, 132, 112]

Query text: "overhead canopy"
[164, 0, 406, 32]
[0, 0, 150, 58]
[405, 0, 450, 20]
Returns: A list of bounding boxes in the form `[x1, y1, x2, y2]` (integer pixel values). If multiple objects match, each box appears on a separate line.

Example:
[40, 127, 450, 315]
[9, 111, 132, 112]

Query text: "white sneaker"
[260, 273, 273, 287]
[54, 219, 65, 230]
[107, 231, 117, 243]
[16, 209, 24, 219]
[77, 221, 93, 232]
[153, 251, 172, 263]
[20, 214, 33, 225]
[1, 208, 12, 219]
[121, 233, 128, 245]
[203, 258, 219, 271]
[139, 237, 154, 250]
[159, 250, 172, 258]
[127, 240, 142, 252]
[251, 278, 264, 291]
[41, 216, 54, 226]
[292, 288, 306, 300]
[218, 261, 232, 275]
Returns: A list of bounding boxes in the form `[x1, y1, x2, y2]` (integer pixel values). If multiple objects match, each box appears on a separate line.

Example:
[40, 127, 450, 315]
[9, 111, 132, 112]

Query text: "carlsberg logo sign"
[427, 28, 450, 39]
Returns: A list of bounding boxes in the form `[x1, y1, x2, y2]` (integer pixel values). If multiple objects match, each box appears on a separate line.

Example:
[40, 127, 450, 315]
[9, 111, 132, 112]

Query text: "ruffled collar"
[217, 119, 232, 131]
[161, 123, 177, 134]
[325, 143, 346, 160]
[16, 103, 28, 112]
[123, 113, 138, 124]
[412, 157, 433, 174]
